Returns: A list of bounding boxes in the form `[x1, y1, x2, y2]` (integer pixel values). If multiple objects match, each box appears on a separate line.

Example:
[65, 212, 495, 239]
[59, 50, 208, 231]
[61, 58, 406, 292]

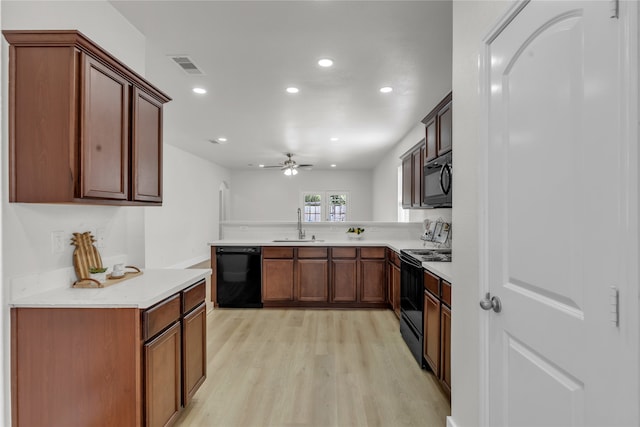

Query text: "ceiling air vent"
[168, 55, 205, 75]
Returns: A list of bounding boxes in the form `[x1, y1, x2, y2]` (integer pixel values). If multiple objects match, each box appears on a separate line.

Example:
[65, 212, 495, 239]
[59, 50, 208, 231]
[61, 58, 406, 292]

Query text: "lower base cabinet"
[10, 279, 207, 427]
[145, 322, 182, 427]
[182, 303, 207, 405]
[423, 269, 452, 400]
[440, 305, 452, 395]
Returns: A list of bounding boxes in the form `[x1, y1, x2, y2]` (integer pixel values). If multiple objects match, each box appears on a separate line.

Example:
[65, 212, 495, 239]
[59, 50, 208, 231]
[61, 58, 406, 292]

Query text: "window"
[303, 194, 322, 222]
[302, 191, 349, 222]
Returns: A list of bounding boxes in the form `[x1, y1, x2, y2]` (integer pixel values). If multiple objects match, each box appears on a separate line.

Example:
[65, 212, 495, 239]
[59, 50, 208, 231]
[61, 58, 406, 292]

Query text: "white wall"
[0, 2, 228, 425]
[1, 3, 148, 425]
[145, 144, 229, 268]
[229, 169, 373, 221]
[450, 2, 510, 427]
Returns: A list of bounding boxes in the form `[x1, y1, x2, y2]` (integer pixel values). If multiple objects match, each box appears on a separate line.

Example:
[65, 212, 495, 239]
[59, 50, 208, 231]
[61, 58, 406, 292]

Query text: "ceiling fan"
[261, 153, 313, 176]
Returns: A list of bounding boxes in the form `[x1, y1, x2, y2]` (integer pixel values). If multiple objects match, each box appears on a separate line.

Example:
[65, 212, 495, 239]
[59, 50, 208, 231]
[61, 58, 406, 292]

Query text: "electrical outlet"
[51, 231, 66, 254]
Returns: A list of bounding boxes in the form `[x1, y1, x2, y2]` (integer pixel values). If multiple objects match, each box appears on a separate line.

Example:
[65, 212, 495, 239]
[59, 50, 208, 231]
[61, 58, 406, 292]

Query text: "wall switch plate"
[51, 231, 66, 254]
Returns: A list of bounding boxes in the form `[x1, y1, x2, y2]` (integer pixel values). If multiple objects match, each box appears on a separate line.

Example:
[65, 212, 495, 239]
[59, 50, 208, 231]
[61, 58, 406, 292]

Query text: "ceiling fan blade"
[297, 164, 314, 167]
[261, 165, 283, 169]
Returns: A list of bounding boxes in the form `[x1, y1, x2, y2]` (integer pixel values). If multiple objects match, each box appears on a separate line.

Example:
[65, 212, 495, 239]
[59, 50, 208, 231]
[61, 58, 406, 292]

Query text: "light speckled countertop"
[10, 268, 212, 309]
[209, 239, 453, 283]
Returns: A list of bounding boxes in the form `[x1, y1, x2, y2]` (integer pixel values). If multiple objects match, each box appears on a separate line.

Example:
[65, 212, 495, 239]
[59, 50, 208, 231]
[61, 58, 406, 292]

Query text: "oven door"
[400, 254, 424, 334]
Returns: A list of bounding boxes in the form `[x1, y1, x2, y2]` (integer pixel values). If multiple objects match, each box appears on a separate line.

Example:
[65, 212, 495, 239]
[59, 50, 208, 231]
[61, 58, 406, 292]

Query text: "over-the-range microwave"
[423, 152, 452, 208]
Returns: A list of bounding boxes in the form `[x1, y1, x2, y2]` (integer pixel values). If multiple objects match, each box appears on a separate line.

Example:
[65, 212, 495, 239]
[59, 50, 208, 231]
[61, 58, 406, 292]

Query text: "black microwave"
[423, 152, 452, 208]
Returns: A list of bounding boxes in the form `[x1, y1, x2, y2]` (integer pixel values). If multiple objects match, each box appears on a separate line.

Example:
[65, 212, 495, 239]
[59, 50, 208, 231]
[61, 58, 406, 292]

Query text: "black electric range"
[398, 248, 451, 367]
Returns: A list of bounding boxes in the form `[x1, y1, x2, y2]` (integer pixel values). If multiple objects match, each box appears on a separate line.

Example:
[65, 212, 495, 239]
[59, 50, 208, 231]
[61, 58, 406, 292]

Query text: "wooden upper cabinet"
[401, 141, 425, 209]
[412, 147, 423, 208]
[424, 116, 437, 162]
[3, 30, 171, 205]
[423, 91, 453, 161]
[81, 56, 130, 200]
[132, 88, 163, 203]
[401, 155, 413, 208]
[437, 100, 453, 156]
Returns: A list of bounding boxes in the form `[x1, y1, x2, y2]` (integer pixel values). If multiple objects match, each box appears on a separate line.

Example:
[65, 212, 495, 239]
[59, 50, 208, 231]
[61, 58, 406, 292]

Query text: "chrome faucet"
[297, 208, 305, 240]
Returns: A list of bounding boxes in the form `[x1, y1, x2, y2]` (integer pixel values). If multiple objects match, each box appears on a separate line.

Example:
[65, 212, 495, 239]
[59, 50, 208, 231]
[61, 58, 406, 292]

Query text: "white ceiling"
[110, 1, 452, 171]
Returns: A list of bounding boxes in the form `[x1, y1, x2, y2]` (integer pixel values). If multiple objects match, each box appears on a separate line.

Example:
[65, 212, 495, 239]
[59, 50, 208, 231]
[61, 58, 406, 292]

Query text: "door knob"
[479, 292, 502, 313]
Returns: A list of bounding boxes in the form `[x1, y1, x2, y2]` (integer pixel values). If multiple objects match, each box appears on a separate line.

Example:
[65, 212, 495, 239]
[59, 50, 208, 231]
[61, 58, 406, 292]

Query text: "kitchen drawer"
[182, 279, 206, 314]
[331, 247, 357, 259]
[441, 280, 451, 307]
[424, 270, 440, 297]
[263, 247, 294, 259]
[143, 293, 181, 341]
[297, 247, 328, 259]
[360, 247, 386, 259]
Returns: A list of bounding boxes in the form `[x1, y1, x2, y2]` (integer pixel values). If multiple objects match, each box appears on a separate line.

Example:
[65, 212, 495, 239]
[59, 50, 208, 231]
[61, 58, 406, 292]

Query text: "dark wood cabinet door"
[425, 116, 437, 161]
[423, 291, 440, 375]
[132, 88, 163, 203]
[331, 259, 358, 302]
[297, 259, 328, 302]
[262, 259, 294, 301]
[182, 303, 206, 406]
[437, 101, 452, 155]
[360, 259, 386, 303]
[401, 155, 413, 208]
[81, 55, 129, 200]
[392, 263, 401, 317]
[440, 305, 452, 398]
[145, 321, 181, 427]
[412, 147, 423, 208]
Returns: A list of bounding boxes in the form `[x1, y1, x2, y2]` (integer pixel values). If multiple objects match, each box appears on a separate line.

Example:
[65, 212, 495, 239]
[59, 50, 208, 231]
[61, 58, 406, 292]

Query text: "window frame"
[301, 190, 350, 222]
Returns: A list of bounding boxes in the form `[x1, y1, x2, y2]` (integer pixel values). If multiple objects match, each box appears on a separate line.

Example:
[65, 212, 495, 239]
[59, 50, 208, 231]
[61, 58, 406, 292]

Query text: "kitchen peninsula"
[209, 220, 453, 308]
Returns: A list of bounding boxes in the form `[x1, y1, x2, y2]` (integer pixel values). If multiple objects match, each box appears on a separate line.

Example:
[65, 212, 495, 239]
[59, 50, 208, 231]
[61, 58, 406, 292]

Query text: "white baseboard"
[446, 416, 458, 427]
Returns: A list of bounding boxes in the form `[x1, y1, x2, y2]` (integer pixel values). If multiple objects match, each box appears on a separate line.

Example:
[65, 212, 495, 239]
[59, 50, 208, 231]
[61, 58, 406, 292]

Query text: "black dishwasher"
[216, 247, 262, 308]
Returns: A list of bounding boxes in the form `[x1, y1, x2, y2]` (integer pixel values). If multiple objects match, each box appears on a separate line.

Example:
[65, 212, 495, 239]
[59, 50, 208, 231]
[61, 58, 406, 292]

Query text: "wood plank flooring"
[175, 309, 450, 427]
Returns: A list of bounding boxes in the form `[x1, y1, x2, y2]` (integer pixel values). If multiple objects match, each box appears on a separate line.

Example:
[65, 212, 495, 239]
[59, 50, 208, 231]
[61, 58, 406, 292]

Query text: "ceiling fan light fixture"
[284, 167, 295, 176]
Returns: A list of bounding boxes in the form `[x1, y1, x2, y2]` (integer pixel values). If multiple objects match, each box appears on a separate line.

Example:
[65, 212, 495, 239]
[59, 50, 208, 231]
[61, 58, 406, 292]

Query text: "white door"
[483, 1, 638, 426]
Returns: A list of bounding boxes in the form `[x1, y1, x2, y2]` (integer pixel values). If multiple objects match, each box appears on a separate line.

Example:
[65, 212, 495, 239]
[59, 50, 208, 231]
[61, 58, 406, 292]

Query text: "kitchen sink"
[271, 239, 325, 243]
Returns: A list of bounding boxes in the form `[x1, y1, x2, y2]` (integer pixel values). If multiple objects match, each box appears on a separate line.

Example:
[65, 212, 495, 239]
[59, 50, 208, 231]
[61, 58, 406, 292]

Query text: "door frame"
[477, 1, 639, 426]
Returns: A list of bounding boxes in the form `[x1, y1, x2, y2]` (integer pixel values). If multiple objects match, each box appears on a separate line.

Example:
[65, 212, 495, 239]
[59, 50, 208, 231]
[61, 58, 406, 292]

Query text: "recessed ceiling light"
[286, 87, 299, 94]
[330, 137, 339, 142]
[193, 87, 207, 94]
[330, 164, 337, 168]
[379, 86, 393, 93]
[258, 164, 265, 168]
[318, 58, 334, 67]
[218, 137, 227, 143]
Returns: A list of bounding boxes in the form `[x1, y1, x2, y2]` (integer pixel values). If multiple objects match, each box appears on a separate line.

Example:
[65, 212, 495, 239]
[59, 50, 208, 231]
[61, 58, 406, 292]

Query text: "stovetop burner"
[402, 248, 452, 263]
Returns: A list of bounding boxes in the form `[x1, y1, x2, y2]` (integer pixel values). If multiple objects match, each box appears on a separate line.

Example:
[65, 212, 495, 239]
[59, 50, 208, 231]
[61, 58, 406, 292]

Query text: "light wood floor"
[175, 309, 451, 427]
